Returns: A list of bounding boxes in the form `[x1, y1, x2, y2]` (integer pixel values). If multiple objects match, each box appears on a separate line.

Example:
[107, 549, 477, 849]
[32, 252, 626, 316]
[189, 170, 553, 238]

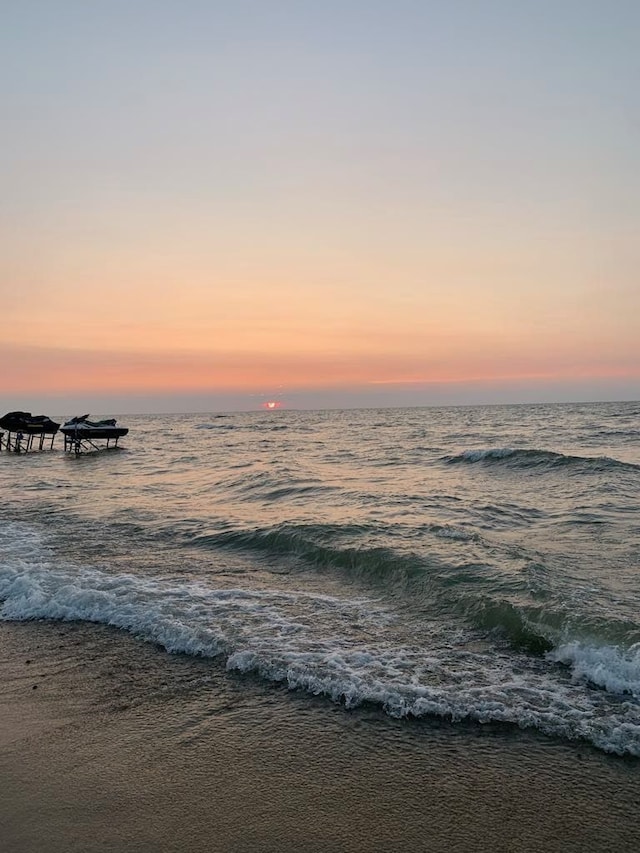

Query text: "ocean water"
[1, 401, 639, 757]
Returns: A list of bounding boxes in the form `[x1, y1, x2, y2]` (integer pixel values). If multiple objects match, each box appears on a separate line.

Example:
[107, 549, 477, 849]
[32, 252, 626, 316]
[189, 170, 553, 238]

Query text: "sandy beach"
[1, 619, 638, 853]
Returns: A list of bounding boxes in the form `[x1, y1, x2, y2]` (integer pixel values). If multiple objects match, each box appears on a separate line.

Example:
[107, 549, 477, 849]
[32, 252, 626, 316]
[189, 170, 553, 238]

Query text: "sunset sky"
[2, 1, 638, 413]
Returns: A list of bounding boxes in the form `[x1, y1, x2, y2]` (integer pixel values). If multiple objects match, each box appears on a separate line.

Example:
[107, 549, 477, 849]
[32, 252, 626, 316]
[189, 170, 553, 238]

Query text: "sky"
[1, 0, 638, 414]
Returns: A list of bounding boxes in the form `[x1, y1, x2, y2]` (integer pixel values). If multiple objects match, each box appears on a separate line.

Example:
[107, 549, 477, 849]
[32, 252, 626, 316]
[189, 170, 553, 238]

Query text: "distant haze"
[2, 378, 637, 418]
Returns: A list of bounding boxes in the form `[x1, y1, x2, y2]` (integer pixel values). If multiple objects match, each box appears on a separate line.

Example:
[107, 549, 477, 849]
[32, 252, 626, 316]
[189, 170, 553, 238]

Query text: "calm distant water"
[1, 402, 639, 756]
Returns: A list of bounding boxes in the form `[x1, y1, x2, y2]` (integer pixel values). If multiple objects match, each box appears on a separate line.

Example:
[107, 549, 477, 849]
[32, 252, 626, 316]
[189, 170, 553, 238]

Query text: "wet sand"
[1, 620, 639, 853]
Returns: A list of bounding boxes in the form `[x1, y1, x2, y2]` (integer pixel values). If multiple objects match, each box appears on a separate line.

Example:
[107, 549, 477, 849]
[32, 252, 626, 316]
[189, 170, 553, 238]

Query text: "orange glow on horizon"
[3, 324, 636, 405]
[1, 340, 638, 399]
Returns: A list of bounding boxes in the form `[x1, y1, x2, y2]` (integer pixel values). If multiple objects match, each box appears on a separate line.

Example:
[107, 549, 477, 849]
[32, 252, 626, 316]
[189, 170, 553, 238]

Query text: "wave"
[182, 522, 640, 656]
[548, 641, 640, 697]
[594, 429, 640, 440]
[1, 554, 638, 756]
[223, 480, 340, 503]
[194, 422, 236, 430]
[188, 523, 427, 584]
[444, 448, 640, 474]
[5, 512, 635, 669]
[453, 595, 555, 654]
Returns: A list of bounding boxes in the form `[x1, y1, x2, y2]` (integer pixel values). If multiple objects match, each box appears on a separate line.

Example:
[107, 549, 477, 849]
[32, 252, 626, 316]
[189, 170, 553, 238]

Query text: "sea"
[1, 401, 639, 758]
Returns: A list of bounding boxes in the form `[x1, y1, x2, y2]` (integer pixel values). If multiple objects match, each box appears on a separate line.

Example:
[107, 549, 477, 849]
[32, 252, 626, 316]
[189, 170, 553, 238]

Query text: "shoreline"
[1, 619, 639, 852]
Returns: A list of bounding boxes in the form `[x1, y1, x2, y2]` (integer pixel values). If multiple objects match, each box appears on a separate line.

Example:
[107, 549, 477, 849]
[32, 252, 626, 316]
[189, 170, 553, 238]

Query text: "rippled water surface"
[1, 401, 639, 755]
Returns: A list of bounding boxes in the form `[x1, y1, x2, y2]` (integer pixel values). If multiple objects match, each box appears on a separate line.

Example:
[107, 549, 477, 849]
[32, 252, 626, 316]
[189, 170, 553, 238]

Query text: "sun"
[262, 400, 282, 410]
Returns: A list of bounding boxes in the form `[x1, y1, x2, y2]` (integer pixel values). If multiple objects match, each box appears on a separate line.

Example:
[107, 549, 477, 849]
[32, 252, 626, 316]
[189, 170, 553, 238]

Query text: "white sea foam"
[431, 524, 478, 542]
[225, 646, 640, 757]
[548, 641, 640, 698]
[1, 531, 639, 757]
[458, 448, 518, 462]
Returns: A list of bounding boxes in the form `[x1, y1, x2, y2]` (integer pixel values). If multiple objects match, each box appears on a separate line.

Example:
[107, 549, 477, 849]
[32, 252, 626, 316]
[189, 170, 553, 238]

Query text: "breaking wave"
[444, 448, 640, 474]
[1, 553, 638, 756]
